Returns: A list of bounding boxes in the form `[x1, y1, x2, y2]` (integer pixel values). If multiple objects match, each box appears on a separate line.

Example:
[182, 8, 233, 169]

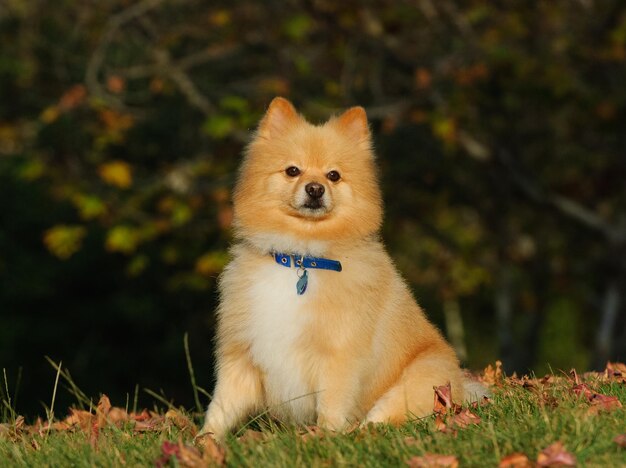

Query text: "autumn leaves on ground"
[1, 363, 626, 467]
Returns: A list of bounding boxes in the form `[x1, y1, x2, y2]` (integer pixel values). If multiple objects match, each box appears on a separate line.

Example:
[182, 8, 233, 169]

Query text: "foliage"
[1, 364, 626, 466]
[1, 0, 626, 415]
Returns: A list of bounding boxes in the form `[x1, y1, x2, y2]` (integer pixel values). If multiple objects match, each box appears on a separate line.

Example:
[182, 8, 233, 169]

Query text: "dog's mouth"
[289, 197, 331, 219]
[303, 198, 324, 210]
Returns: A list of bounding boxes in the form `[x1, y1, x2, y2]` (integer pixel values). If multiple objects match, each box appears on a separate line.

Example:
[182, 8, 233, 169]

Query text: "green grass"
[1, 372, 625, 467]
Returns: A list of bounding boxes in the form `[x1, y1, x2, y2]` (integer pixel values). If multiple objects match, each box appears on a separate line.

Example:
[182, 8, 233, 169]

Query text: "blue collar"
[273, 252, 342, 295]
[273, 253, 342, 272]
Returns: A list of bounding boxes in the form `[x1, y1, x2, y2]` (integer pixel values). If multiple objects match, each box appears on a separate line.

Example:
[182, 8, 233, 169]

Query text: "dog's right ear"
[258, 97, 299, 138]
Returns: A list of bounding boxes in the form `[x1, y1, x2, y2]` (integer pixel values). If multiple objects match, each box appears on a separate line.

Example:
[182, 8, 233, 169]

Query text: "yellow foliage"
[71, 193, 107, 220]
[40, 106, 60, 124]
[43, 225, 87, 259]
[433, 117, 457, 144]
[98, 161, 133, 188]
[195, 252, 228, 276]
[105, 225, 140, 254]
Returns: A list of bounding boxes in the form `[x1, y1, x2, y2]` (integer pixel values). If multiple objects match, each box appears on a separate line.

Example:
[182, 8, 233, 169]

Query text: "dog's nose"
[305, 182, 325, 199]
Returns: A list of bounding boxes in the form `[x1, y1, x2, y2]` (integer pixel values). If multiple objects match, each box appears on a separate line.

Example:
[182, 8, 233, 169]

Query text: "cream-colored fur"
[201, 98, 468, 440]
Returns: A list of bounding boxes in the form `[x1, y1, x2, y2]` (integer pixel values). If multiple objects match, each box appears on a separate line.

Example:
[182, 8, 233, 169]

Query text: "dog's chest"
[244, 262, 320, 420]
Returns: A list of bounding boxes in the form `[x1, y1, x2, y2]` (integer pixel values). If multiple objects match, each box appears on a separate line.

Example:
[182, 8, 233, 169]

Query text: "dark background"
[1, 0, 625, 419]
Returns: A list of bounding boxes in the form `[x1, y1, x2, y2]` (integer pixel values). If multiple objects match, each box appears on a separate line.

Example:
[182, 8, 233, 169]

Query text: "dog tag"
[296, 270, 308, 295]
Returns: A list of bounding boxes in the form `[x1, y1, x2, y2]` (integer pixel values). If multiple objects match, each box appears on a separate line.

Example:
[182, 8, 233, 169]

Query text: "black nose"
[305, 182, 325, 199]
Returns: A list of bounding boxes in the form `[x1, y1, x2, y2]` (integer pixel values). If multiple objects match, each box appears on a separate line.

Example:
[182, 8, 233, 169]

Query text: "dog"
[201, 97, 477, 440]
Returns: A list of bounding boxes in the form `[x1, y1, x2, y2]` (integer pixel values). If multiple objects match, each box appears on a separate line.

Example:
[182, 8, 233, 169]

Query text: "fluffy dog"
[201, 97, 474, 440]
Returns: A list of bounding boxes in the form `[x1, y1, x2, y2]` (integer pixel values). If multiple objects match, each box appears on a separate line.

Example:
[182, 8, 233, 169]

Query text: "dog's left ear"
[258, 97, 300, 139]
[336, 106, 370, 141]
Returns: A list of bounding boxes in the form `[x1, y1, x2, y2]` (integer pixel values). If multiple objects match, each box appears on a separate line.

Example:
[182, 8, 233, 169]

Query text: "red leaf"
[588, 393, 622, 414]
[195, 433, 227, 466]
[498, 452, 532, 468]
[407, 453, 459, 467]
[449, 408, 481, 429]
[536, 442, 576, 467]
[156, 440, 180, 468]
[614, 433, 626, 448]
[571, 383, 594, 400]
[433, 383, 453, 414]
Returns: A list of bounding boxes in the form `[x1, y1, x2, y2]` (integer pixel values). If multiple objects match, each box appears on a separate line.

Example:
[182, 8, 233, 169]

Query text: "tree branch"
[497, 150, 626, 245]
[85, 0, 164, 102]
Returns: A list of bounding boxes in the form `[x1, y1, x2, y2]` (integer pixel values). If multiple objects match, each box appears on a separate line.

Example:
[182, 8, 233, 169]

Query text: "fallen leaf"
[195, 433, 226, 466]
[108, 407, 130, 425]
[433, 414, 452, 434]
[433, 383, 454, 414]
[482, 360, 503, 386]
[449, 408, 481, 429]
[237, 429, 267, 443]
[605, 362, 626, 383]
[156, 440, 180, 468]
[536, 441, 576, 467]
[176, 439, 206, 467]
[407, 453, 458, 467]
[65, 409, 94, 432]
[571, 383, 594, 400]
[300, 425, 325, 442]
[498, 452, 532, 468]
[165, 409, 198, 436]
[96, 395, 112, 428]
[614, 433, 626, 448]
[588, 393, 622, 414]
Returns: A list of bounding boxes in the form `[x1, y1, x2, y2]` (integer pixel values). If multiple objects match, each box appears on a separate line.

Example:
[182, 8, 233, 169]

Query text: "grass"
[1, 365, 625, 467]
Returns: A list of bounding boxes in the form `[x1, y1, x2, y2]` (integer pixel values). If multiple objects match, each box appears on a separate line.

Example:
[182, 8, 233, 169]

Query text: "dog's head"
[233, 97, 383, 252]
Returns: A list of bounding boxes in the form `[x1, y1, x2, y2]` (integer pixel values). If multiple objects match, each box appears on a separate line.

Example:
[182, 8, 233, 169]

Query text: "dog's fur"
[201, 98, 471, 440]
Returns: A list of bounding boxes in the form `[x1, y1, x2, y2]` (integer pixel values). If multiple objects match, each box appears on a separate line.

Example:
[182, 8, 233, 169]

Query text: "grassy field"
[1, 363, 625, 467]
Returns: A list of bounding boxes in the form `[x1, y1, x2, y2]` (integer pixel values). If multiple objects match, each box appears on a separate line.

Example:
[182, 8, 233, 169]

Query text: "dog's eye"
[285, 166, 301, 177]
[326, 170, 341, 182]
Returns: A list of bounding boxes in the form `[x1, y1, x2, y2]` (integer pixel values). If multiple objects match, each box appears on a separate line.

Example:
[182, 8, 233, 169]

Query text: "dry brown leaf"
[300, 425, 325, 442]
[65, 409, 94, 432]
[536, 441, 576, 467]
[108, 407, 129, 425]
[237, 429, 267, 443]
[587, 393, 622, 414]
[195, 433, 226, 466]
[407, 453, 459, 467]
[96, 395, 112, 428]
[433, 414, 451, 434]
[614, 433, 626, 448]
[156, 440, 180, 468]
[481, 360, 503, 386]
[165, 409, 198, 437]
[433, 383, 453, 414]
[130, 409, 151, 421]
[449, 408, 481, 429]
[14, 416, 24, 431]
[498, 452, 532, 468]
[571, 383, 594, 400]
[606, 361, 626, 377]
[176, 439, 207, 467]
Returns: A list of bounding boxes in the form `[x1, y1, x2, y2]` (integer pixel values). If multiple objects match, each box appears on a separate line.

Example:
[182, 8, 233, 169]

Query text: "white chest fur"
[243, 261, 319, 422]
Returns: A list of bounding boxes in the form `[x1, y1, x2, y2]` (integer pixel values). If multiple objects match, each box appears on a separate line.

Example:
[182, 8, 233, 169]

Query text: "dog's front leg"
[315, 360, 361, 431]
[200, 349, 264, 441]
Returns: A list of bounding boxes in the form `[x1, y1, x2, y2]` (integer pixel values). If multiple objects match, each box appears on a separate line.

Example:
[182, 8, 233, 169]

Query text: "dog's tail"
[462, 377, 491, 403]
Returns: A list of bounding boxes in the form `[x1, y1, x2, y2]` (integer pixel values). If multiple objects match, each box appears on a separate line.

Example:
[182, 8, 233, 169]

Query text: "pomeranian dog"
[201, 97, 476, 440]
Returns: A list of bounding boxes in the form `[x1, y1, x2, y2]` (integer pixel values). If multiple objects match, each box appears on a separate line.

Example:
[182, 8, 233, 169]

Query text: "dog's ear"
[336, 106, 370, 141]
[258, 97, 300, 138]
